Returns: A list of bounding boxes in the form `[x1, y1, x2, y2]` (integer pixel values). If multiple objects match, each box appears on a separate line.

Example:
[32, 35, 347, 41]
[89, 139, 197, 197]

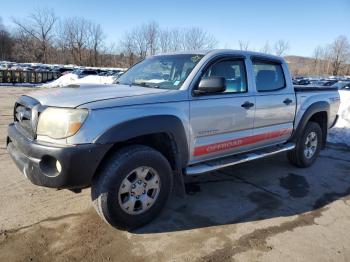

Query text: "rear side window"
[253, 61, 285, 92]
[203, 59, 247, 93]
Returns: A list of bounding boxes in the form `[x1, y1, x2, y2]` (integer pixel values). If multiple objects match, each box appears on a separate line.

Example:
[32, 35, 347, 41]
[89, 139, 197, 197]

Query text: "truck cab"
[188, 53, 295, 164]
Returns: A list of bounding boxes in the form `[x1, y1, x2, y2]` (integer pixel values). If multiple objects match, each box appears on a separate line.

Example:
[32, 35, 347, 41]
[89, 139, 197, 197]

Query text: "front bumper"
[6, 123, 111, 189]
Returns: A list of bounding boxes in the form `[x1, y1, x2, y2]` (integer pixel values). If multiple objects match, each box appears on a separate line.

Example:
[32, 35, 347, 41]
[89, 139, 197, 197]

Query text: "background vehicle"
[7, 50, 340, 229]
[322, 79, 338, 86]
[73, 69, 99, 78]
[293, 77, 310, 85]
[331, 80, 350, 90]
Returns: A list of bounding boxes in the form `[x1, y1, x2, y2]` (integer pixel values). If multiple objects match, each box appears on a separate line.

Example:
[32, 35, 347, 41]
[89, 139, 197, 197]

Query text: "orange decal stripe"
[193, 128, 292, 156]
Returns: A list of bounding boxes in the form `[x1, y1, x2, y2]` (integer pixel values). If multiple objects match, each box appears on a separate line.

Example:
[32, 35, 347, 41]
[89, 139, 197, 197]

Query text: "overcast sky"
[1, 0, 349, 57]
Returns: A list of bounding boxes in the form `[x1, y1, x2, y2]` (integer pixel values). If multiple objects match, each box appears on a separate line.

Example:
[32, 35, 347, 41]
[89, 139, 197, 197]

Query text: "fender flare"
[289, 101, 329, 147]
[94, 115, 189, 168]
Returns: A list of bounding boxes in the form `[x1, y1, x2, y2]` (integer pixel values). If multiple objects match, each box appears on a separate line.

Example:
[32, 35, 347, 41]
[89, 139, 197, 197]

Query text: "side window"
[203, 59, 247, 93]
[253, 61, 286, 92]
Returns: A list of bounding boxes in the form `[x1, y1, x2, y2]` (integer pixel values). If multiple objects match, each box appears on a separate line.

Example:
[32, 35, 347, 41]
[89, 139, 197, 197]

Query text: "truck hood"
[28, 84, 170, 108]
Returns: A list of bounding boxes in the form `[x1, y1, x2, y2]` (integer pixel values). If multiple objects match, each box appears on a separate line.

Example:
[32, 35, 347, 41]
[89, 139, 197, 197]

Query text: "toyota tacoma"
[7, 50, 340, 229]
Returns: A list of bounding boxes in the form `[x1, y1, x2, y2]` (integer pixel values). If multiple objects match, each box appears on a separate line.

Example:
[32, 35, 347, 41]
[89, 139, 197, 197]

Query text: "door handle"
[241, 101, 254, 109]
[283, 98, 293, 105]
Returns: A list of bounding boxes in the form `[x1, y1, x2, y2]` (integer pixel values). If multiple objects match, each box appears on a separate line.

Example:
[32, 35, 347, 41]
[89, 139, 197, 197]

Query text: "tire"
[287, 121, 322, 168]
[91, 145, 173, 230]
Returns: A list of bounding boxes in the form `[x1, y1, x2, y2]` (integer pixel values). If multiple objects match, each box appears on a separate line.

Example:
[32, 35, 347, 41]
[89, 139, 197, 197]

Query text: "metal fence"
[0, 70, 61, 84]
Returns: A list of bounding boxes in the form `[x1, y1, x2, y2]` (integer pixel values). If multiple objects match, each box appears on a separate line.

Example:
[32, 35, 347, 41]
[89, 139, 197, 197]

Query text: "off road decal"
[193, 128, 292, 156]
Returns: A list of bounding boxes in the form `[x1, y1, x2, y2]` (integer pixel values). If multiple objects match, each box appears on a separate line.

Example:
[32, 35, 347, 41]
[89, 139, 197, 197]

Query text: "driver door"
[189, 57, 255, 164]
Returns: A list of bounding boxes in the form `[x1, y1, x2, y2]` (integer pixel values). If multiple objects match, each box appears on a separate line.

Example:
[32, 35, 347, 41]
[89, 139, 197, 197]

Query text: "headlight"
[37, 108, 88, 139]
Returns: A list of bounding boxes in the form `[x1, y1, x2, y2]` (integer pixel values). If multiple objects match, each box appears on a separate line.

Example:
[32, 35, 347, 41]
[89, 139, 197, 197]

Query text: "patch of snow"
[328, 90, 350, 147]
[41, 73, 116, 88]
[75, 75, 115, 85]
[41, 73, 79, 88]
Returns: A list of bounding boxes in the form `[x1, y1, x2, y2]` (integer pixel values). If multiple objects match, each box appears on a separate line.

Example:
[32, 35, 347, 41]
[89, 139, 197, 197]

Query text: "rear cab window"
[252, 60, 286, 92]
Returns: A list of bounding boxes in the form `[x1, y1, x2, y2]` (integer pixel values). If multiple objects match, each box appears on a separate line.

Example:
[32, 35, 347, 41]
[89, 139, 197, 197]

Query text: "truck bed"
[293, 85, 340, 132]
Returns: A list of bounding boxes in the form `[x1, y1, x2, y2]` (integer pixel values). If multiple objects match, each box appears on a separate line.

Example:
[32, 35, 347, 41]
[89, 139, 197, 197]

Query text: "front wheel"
[287, 121, 322, 168]
[91, 145, 173, 229]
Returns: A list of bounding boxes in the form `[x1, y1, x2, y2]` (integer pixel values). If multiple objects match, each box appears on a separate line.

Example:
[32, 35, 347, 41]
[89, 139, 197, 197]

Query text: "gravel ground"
[1, 87, 350, 262]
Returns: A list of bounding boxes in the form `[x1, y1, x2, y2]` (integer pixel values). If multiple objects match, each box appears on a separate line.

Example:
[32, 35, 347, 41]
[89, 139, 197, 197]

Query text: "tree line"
[0, 8, 218, 68]
[236, 37, 350, 76]
[1, 9, 114, 67]
[120, 22, 217, 66]
[310, 36, 350, 76]
[0, 8, 349, 75]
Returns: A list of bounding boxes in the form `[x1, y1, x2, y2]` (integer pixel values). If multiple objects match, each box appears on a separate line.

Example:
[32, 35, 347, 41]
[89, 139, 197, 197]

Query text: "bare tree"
[260, 41, 271, 54]
[100, 43, 121, 67]
[57, 18, 106, 66]
[328, 35, 350, 75]
[132, 26, 149, 58]
[322, 48, 332, 75]
[183, 27, 217, 50]
[159, 28, 185, 53]
[55, 22, 70, 64]
[0, 17, 14, 60]
[145, 21, 159, 55]
[274, 39, 290, 56]
[121, 21, 159, 58]
[312, 46, 324, 75]
[88, 23, 105, 66]
[12, 8, 57, 63]
[12, 30, 40, 62]
[120, 32, 137, 66]
[159, 29, 171, 53]
[61, 17, 91, 65]
[345, 64, 350, 76]
[169, 28, 184, 52]
[238, 40, 249, 51]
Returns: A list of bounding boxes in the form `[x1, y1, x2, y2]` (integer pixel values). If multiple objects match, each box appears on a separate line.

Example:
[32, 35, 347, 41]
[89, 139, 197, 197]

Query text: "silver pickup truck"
[7, 50, 340, 229]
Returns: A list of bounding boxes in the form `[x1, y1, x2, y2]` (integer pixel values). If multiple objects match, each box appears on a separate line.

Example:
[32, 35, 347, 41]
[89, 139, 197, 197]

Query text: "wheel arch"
[94, 115, 189, 170]
[289, 101, 329, 148]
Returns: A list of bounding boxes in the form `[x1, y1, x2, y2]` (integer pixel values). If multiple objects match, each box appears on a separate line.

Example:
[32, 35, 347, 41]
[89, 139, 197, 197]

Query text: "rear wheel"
[288, 121, 322, 168]
[91, 145, 173, 229]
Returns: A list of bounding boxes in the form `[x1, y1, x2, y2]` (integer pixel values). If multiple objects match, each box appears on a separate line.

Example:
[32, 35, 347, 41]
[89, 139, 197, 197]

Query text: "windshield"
[117, 54, 204, 90]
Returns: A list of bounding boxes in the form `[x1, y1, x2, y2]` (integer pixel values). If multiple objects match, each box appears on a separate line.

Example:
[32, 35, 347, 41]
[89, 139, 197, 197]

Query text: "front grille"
[13, 96, 41, 140]
[15, 105, 33, 137]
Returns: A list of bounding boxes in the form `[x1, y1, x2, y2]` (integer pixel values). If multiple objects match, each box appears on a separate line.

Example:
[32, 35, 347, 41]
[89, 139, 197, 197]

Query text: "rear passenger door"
[252, 58, 295, 148]
[189, 57, 255, 164]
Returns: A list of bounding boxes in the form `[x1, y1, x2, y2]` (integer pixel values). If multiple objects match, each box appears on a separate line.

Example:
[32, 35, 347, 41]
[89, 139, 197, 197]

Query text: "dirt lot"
[1, 87, 350, 262]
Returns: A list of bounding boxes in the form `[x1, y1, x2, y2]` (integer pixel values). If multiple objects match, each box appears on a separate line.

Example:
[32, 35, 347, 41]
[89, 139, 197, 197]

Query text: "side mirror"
[194, 76, 226, 95]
